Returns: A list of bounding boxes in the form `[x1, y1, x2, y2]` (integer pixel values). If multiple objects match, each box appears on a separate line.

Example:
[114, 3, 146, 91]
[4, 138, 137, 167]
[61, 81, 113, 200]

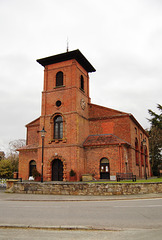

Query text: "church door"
[52, 159, 63, 181]
[100, 158, 110, 179]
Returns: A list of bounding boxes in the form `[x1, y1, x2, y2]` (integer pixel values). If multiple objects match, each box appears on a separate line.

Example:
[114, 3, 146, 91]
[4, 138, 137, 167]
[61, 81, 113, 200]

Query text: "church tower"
[37, 50, 96, 181]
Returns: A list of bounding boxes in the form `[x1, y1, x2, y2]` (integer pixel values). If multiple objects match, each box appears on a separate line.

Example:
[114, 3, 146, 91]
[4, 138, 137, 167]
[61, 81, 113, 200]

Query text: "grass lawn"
[89, 177, 162, 184]
[135, 178, 162, 183]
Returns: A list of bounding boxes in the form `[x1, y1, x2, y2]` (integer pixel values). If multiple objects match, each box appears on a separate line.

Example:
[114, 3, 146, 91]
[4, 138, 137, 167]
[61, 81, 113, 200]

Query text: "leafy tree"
[0, 151, 5, 161]
[0, 159, 13, 178]
[148, 104, 162, 176]
[148, 104, 162, 129]
[0, 139, 25, 179]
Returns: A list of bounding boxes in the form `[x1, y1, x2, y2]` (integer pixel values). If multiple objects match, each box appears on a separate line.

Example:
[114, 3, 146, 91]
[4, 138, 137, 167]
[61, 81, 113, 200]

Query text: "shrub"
[32, 168, 41, 178]
[70, 169, 76, 177]
[0, 159, 13, 178]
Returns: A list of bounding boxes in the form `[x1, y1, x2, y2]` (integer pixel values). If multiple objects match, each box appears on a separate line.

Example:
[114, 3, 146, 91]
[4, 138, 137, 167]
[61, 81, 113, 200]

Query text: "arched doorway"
[29, 160, 36, 177]
[100, 158, 110, 179]
[52, 159, 63, 181]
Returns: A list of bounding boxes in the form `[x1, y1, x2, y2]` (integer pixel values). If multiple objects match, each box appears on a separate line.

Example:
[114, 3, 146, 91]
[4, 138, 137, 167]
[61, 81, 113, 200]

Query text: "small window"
[56, 71, 63, 87]
[56, 100, 62, 107]
[54, 115, 63, 139]
[80, 75, 84, 91]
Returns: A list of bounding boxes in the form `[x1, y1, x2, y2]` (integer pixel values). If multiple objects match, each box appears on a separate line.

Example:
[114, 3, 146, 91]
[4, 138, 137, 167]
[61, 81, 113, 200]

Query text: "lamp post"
[40, 127, 46, 183]
[142, 139, 147, 180]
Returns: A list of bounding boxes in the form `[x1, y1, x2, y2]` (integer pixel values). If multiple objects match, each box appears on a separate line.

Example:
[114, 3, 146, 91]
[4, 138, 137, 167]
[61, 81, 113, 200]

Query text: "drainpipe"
[119, 144, 122, 172]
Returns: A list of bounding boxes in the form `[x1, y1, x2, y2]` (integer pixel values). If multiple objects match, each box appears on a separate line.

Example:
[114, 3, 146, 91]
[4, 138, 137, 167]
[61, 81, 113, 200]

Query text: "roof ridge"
[88, 103, 128, 115]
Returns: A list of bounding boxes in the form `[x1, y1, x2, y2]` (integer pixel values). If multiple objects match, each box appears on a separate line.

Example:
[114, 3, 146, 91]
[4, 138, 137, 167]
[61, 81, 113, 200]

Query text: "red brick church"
[19, 49, 151, 181]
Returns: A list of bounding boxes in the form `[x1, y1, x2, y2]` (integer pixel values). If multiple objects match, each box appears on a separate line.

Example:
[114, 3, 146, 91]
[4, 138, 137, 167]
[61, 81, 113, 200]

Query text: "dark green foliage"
[0, 139, 25, 179]
[70, 169, 76, 177]
[148, 104, 162, 176]
[0, 159, 16, 178]
[32, 168, 41, 178]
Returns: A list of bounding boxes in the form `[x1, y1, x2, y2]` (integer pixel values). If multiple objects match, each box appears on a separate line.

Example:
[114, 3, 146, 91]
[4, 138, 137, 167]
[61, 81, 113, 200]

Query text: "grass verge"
[88, 177, 162, 184]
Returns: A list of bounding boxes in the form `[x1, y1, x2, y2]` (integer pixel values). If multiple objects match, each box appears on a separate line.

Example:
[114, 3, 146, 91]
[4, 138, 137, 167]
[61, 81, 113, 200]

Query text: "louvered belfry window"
[54, 115, 63, 139]
[80, 75, 84, 91]
[56, 71, 63, 87]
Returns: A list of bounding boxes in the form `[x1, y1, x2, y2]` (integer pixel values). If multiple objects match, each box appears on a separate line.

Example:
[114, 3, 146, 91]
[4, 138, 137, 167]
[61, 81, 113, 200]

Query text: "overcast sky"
[0, 0, 162, 154]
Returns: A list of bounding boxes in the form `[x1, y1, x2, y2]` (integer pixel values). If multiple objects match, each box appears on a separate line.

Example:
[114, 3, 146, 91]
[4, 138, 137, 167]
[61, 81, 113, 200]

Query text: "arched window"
[135, 138, 139, 165]
[80, 75, 84, 91]
[56, 71, 63, 87]
[29, 160, 36, 177]
[54, 115, 63, 139]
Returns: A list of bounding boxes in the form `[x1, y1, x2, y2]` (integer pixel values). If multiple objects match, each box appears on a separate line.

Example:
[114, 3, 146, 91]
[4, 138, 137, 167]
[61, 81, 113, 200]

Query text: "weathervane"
[66, 37, 69, 52]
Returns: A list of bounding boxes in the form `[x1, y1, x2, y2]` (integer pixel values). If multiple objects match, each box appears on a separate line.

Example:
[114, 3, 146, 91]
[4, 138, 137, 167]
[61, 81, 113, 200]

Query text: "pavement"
[1, 228, 162, 240]
[0, 187, 162, 202]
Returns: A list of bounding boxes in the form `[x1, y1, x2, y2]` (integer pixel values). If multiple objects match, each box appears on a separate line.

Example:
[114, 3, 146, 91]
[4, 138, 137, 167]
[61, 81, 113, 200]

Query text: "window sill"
[79, 88, 85, 93]
[54, 85, 65, 89]
[48, 138, 67, 144]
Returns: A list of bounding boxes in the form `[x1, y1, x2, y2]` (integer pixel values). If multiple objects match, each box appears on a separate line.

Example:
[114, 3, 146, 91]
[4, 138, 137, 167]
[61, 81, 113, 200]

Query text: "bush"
[0, 159, 13, 178]
[32, 168, 41, 178]
[0, 178, 6, 187]
[70, 169, 76, 177]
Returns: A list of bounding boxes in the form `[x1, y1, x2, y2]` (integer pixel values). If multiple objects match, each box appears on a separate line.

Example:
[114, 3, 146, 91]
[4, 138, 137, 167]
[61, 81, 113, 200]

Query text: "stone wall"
[6, 180, 162, 195]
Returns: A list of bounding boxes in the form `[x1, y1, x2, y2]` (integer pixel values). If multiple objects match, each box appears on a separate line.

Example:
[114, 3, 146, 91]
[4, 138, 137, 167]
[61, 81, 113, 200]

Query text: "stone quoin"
[18, 49, 151, 181]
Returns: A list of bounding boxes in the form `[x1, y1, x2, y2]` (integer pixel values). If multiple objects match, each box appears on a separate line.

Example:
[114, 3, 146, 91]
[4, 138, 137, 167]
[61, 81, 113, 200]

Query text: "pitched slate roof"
[37, 49, 96, 73]
[83, 134, 130, 147]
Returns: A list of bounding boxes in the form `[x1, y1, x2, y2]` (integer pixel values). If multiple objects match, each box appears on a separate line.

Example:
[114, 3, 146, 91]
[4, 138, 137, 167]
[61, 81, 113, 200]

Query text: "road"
[0, 190, 162, 239]
[0, 197, 162, 229]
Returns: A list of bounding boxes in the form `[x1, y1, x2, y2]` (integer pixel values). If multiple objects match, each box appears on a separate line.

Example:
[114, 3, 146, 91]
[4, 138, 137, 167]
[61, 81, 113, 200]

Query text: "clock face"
[80, 98, 86, 110]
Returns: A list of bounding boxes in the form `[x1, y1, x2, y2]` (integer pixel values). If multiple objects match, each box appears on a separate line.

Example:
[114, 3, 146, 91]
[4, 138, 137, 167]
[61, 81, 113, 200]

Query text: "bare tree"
[8, 139, 26, 155]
